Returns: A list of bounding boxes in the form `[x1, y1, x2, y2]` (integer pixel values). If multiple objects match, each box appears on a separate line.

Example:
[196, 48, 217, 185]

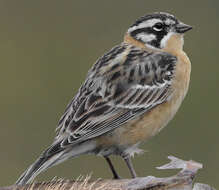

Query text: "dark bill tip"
[176, 22, 193, 33]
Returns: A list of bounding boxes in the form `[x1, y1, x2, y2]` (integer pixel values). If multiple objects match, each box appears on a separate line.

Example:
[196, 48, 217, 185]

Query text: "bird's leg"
[104, 156, 120, 179]
[123, 156, 137, 178]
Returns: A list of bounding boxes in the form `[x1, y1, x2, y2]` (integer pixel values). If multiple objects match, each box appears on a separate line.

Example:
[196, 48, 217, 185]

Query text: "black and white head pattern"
[128, 12, 180, 49]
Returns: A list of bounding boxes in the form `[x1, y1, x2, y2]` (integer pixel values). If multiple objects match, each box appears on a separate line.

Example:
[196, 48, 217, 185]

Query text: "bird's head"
[126, 12, 192, 51]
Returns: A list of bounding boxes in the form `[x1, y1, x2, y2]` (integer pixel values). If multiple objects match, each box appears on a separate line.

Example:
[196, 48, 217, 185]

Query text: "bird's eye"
[153, 23, 164, 31]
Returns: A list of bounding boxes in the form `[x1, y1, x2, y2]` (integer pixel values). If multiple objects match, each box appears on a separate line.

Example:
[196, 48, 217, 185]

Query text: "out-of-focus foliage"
[0, 0, 218, 188]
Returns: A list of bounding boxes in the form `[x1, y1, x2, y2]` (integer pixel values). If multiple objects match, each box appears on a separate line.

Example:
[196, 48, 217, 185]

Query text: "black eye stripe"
[130, 27, 155, 38]
[129, 25, 168, 49]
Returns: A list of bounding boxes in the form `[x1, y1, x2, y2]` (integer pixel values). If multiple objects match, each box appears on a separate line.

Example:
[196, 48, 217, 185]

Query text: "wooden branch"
[1, 156, 215, 190]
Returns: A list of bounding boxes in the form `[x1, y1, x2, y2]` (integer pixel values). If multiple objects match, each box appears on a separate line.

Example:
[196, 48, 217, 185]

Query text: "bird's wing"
[47, 44, 177, 155]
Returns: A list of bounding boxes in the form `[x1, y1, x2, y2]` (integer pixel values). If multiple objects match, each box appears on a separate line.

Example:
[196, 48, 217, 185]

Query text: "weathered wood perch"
[0, 156, 215, 190]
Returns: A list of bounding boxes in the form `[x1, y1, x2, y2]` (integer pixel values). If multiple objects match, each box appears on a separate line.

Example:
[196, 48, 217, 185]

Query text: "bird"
[15, 12, 192, 185]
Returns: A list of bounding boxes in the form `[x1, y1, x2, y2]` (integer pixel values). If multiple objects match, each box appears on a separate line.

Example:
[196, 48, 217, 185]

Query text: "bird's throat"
[162, 33, 184, 55]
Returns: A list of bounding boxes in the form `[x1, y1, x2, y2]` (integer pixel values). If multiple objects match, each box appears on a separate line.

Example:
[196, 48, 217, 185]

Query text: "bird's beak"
[175, 22, 193, 33]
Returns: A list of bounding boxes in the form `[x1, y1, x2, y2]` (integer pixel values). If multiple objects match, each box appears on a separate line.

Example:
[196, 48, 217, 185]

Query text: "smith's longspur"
[16, 12, 192, 185]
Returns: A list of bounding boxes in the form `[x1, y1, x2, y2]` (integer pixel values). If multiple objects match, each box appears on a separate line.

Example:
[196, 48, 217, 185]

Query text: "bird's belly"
[118, 94, 185, 145]
[95, 98, 184, 157]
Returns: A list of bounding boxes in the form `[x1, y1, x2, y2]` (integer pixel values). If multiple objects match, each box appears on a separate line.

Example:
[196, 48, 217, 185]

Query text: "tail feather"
[15, 140, 96, 185]
[15, 151, 64, 185]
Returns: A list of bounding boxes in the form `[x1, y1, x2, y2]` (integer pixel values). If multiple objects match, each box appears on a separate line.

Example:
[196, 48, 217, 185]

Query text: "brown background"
[0, 0, 218, 188]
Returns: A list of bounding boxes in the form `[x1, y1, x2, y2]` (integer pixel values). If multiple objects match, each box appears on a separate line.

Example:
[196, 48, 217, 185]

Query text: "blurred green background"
[0, 0, 218, 188]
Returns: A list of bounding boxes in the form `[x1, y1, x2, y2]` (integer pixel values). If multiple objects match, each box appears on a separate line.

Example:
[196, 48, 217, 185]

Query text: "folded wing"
[48, 44, 177, 155]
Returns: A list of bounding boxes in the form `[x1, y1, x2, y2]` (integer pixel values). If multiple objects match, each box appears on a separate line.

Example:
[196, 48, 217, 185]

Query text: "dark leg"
[123, 156, 137, 178]
[104, 156, 120, 179]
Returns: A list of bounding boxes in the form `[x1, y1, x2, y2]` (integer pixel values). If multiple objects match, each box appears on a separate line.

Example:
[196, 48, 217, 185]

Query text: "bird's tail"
[15, 150, 64, 185]
[15, 140, 96, 185]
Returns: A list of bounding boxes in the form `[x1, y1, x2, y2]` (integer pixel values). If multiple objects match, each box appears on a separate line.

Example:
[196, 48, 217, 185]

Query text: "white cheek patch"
[128, 18, 162, 33]
[136, 33, 156, 43]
